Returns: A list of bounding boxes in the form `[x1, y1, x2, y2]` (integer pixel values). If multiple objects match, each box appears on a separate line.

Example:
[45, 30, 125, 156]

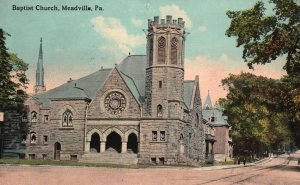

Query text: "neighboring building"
[2, 16, 207, 164]
[202, 92, 233, 161]
[34, 38, 46, 94]
[203, 118, 215, 163]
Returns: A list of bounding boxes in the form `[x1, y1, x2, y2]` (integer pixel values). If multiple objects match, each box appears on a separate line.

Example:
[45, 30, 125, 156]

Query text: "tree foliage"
[219, 73, 292, 155]
[0, 29, 28, 111]
[226, 0, 300, 75]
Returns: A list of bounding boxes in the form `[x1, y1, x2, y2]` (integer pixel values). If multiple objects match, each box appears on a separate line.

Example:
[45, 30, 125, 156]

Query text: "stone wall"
[24, 97, 88, 160]
[139, 119, 183, 164]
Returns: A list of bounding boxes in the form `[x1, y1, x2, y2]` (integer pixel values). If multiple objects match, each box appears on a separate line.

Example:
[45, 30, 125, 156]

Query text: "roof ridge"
[184, 80, 195, 83]
[128, 54, 146, 56]
[118, 69, 141, 104]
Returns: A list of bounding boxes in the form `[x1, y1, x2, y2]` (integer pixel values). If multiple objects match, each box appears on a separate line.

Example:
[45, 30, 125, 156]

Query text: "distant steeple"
[34, 37, 46, 94]
[203, 90, 213, 109]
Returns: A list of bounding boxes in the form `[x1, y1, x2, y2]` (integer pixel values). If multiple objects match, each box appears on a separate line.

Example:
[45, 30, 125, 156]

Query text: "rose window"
[104, 91, 126, 115]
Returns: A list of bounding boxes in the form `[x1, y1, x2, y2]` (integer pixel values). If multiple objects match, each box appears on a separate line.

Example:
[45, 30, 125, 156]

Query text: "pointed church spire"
[34, 37, 46, 94]
[203, 89, 213, 109]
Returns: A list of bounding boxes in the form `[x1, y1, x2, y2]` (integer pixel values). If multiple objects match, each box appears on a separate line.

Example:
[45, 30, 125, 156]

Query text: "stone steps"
[80, 151, 138, 164]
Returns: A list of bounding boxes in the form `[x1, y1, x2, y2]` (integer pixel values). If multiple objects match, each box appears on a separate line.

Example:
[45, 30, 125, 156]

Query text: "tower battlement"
[148, 15, 185, 29]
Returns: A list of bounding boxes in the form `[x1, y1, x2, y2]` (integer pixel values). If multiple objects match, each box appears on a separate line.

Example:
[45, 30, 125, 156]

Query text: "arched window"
[31, 111, 37, 122]
[170, 37, 178, 64]
[62, 110, 73, 127]
[30, 132, 37, 144]
[157, 104, 163, 117]
[210, 113, 216, 122]
[157, 36, 166, 64]
[196, 113, 199, 127]
[205, 104, 210, 110]
[21, 112, 28, 122]
[149, 38, 153, 66]
[21, 132, 27, 144]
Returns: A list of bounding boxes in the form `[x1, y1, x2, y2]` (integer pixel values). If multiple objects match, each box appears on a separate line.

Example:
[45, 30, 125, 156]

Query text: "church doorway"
[54, 142, 61, 160]
[127, 133, 138, 153]
[106, 132, 121, 153]
[90, 133, 100, 153]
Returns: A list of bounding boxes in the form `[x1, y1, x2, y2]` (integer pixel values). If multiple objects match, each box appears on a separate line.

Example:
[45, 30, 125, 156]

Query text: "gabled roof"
[118, 69, 142, 105]
[203, 92, 213, 109]
[184, 80, 195, 109]
[202, 108, 229, 127]
[117, 55, 147, 97]
[33, 68, 112, 107]
[32, 54, 200, 109]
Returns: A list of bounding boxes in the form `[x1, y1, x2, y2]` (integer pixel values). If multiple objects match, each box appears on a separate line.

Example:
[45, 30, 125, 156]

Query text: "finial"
[208, 89, 210, 95]
[40, 37, 42, 43]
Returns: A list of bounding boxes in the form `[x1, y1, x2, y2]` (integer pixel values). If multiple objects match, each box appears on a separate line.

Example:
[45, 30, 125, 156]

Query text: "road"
[0, 151, 299, 185]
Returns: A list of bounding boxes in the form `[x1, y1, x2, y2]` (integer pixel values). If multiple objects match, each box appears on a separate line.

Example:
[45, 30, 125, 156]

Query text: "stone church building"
[8, 16, 209, 164]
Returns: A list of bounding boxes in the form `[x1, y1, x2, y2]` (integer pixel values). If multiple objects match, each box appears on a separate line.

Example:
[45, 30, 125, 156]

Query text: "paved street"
[1, 151, 300, 185]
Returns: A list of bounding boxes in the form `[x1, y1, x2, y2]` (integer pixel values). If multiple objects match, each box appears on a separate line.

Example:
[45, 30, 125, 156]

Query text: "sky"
[0, 0, 286, 105]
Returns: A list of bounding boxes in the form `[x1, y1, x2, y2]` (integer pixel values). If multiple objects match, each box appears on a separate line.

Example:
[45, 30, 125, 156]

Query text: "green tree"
[220, 73, 291, 157]
[0, 29, 28, 111]
[225, 0, 300, 149]
[226, 0, 299, 75]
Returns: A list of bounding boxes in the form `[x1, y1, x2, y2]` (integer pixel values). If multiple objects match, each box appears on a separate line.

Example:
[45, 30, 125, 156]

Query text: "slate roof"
[183, 80, 195, 109]
[203, 93, 213, 109]
[33, 68, 112, 107]
[202, 108, 229, 127]
[33, 55, 196, 109]
[117, 55, 147, 97]
[118, 69, 142, 105]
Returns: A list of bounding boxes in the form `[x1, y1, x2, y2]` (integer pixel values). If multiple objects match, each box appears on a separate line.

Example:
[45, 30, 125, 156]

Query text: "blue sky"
[0, 0, 286, 104]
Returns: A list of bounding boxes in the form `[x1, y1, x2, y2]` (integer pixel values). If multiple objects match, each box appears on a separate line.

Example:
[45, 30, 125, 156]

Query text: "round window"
[104, 91, 126, 115]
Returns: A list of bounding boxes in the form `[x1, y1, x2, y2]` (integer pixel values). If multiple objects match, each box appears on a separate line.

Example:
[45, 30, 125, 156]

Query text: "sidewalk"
[194, 157, 272, 171]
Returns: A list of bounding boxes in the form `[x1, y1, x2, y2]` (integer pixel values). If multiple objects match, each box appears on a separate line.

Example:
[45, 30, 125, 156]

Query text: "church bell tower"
[144, 16, 186, 119]
[34, 38, 46, 94]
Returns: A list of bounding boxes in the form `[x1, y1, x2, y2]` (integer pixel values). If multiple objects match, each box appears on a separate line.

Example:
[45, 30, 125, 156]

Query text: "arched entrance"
[127, 133, 138, 153]
[106, 132, 121, 153]
[90, 133, 100, 153]
[54, 142, 61, 160]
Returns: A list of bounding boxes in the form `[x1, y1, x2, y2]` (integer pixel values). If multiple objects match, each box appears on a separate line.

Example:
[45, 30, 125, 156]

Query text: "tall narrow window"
[157, 104, 163, 117]
[196, 113, 199, 127]
[30, 132, 37, 144]
[31, 111, 37, 122]
[160, 131, 165, 141]
[21, 132, 27, 145]
[21, 112, 28, 122]
[170, 37, 178, 64]
[62, 110, 73, 127]
[159, 80, 162, 88]
[157, 36, 166, 64]
[152, 131, 157, 141]
[210, 113, 216, 122]
[44, 115, 49, 123]
[149, 38, 153, 66]
[43, 135, 48, 144]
